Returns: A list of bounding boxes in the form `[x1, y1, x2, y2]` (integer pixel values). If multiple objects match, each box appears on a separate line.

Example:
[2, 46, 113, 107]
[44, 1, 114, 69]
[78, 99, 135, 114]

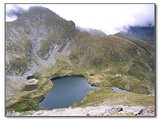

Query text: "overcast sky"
[6, 4, 155, 34]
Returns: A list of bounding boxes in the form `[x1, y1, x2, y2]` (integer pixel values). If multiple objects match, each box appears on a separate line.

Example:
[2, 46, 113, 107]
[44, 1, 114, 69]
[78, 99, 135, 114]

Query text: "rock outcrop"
[23, 79, 39, 91]
[6, 105, 155, 116]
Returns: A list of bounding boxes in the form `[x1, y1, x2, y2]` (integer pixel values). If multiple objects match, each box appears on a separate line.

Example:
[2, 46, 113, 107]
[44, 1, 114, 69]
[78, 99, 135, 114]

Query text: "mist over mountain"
[6, 5, 24, 21]
[5, 6, 155, 113]
[120, 25, 155, 44]
[6, 4, 154, 35]
[76, 26, 106, 36]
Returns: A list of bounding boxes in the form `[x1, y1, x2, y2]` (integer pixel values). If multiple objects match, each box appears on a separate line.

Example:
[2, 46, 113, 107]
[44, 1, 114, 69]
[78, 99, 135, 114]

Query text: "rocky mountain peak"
[6, 6, 75, 77]
[19, 6, 59, 21]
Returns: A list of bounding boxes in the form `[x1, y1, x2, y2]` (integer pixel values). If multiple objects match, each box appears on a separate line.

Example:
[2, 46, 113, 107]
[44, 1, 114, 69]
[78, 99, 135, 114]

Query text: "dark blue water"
[39, 76, 95, 110]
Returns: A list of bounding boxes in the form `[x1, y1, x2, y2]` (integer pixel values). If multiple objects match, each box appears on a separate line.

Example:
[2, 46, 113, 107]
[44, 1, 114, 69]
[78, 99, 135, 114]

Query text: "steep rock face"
[6, 6, 75, 100]
[6, 6, 75, 77]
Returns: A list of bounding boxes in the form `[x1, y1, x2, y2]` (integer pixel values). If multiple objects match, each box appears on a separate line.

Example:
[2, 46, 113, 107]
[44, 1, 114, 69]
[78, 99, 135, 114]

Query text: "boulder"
[117, 107, 123, 112]
[24, 79, 39, 91]
[115, 74, 122, 78]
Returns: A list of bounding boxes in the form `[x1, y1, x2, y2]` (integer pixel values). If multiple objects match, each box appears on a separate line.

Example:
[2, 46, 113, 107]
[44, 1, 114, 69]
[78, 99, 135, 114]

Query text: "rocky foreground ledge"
[6, 105, 154, 116]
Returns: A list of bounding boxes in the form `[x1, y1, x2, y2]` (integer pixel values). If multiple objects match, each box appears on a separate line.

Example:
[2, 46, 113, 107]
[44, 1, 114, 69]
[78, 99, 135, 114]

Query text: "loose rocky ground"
[6, 104, 154, 116]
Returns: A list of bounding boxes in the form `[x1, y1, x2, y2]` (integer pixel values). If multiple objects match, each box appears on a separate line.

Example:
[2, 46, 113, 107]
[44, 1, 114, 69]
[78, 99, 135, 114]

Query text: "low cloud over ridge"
[6, 4, 155, 35]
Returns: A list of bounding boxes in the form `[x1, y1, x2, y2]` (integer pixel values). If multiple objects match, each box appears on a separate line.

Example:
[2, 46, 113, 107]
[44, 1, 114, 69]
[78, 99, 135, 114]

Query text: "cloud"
[6, 5, 25, 22]
[6, 4, 155, 34]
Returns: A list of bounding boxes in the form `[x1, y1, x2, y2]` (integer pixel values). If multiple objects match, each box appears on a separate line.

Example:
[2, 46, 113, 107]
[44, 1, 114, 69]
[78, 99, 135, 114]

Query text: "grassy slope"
[6, 31, 155, 112]
[68, 32, 155, 93]
[33, 30, 155, 107]
[33, 56, 154, 109]
[72, 88, 154, 108]
[6, 78, 52, 112]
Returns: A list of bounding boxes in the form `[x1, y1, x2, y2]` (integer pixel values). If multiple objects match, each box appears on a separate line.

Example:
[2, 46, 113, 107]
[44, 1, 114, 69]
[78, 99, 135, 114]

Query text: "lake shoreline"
[39, 76, 95, 110]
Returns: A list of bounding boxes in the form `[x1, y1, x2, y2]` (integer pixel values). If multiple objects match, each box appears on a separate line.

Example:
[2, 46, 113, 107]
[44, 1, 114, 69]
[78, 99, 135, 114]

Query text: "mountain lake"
[39, 76, 95, 110]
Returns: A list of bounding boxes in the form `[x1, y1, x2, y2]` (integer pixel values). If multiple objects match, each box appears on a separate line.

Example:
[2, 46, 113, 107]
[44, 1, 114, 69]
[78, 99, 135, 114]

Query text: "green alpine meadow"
[5, 5, 155, 116]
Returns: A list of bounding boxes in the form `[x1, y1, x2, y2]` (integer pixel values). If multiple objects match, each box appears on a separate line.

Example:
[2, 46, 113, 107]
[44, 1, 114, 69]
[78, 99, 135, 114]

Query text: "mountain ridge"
[5, 6, 155, 113]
